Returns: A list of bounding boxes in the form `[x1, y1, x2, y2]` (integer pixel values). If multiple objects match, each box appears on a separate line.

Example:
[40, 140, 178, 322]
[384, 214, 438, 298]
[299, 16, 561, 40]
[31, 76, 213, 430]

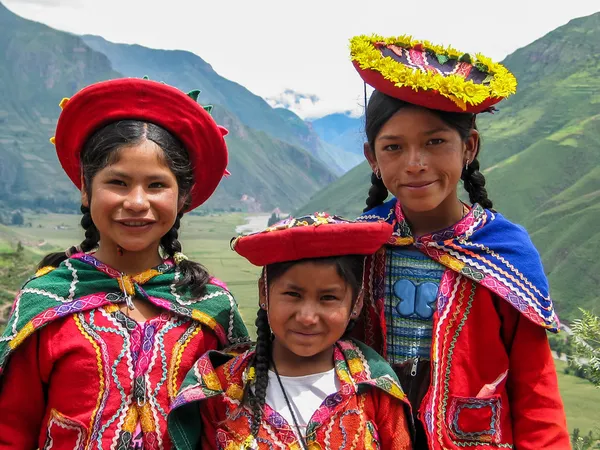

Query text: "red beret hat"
[231, 212, 393, 266]
[52, 78, 229, 211]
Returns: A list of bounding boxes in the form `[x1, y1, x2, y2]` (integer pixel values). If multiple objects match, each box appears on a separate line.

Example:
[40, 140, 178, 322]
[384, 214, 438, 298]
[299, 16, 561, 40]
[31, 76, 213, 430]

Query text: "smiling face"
[365, 106, 478, 215]
[82, 139, 182, 257]
[261, 260, 362, 362]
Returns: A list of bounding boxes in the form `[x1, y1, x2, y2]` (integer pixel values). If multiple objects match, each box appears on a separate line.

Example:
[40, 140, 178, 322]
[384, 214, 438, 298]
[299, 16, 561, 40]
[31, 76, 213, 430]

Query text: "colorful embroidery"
[170, 340, 409, 450]
[360, 198, 558, 331]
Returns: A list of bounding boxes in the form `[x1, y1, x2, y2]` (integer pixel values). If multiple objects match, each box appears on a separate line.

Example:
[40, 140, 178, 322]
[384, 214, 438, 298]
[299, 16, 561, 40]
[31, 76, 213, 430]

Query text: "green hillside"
[296, 12, 600, 322]
[0, 2, 337, 213]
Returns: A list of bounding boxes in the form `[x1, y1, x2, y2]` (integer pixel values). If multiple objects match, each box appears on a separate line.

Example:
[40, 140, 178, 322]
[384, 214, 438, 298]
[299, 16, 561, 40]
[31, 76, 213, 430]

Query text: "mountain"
[310, 113, 364, 155]
[308, 113, 364, 170]
[81, 35, 354, 174]
[0, 1, 122, 210]
[296, 11, 600, 322]
[0, 2, 337, 213]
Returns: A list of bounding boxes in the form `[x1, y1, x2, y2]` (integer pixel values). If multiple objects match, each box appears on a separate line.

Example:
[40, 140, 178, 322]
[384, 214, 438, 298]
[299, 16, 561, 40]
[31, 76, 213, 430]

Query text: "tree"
[11, 211, 24, 226]
[571, 309, 600, 388]
[267, 212, 279, 227]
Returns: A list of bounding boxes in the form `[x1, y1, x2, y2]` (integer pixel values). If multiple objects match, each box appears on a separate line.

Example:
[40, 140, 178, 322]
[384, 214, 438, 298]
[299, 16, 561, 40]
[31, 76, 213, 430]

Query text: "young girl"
[0, 78, 249, 449]
[168, 213, 413, 450]
[349, 35, 570, 449]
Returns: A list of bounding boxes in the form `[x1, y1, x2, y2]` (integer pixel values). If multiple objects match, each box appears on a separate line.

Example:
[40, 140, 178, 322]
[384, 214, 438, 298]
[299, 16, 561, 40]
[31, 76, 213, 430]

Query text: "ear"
[364, 142, 378, 173]
[258, 277, 268, 310]
[464, 129, 480, 163]
[177, 194, 189, 213]
[351, 289, 365, 320]
[80, 174, 90, 208]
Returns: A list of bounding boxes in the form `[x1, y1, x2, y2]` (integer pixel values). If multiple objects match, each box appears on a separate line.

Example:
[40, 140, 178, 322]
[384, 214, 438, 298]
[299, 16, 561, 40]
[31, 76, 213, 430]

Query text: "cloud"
[266, 89, 320, 110]
[5, 0, 80, 6]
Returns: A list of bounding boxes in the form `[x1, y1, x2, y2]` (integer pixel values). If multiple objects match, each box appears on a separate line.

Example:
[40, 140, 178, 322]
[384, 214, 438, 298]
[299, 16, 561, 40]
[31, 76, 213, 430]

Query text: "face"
[82, 140, 182, 255]
[260, 262, 361, 359]
[365, 106, 478, 214]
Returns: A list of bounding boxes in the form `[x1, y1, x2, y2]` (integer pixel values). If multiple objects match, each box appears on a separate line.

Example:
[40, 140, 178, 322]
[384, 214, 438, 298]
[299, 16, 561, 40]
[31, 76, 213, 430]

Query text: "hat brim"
[54, 78, 228, 211]
[233, 221, 393, 266]
[354, 61, 501, 114]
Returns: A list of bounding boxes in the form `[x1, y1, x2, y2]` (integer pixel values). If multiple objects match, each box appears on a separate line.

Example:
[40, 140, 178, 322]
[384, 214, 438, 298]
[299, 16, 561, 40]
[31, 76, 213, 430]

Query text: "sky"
[4, 0, 599, 119]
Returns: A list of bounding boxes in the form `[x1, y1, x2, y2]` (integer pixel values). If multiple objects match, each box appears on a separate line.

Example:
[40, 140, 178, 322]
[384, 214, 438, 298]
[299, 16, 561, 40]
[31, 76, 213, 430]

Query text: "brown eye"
[383, 144, 401, 151]
[427, 138, 444, 146]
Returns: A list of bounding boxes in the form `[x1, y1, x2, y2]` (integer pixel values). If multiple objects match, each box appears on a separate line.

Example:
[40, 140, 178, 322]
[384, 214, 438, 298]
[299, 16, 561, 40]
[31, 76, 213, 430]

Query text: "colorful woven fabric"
[0, 253, 250, 449]
[358, 198, 558, 331]
[353, 198, 569, 449]
[168, 339, 411, 450]
[384, 247, 444, 363]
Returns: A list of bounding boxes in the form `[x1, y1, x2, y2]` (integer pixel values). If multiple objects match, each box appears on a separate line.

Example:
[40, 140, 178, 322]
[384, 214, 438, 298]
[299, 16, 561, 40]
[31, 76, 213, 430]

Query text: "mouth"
[115, 219, 156, 228]
[402, 180, 436, 189]
[290, 330, 321, 338]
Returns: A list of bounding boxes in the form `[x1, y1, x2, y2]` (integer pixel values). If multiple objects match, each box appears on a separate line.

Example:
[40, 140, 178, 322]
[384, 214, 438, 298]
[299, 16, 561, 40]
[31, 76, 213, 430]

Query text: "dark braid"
[462, 157, 493, 210]
[37, 204, 100, 269]
[160, 212, 210, 298]
[249, 307, 271, 438]
[364, 172, 389, 213]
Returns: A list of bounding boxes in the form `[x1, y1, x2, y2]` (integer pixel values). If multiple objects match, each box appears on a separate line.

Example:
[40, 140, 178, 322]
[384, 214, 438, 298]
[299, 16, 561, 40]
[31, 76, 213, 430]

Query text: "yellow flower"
[349, 35, 517, 106]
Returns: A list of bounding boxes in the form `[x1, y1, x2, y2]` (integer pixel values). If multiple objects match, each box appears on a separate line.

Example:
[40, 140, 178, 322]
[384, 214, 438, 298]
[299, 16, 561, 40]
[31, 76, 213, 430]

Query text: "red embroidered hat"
[231, 213, 393, 266]
[52, 78, 229, 211]
[350, 35, 517, 113]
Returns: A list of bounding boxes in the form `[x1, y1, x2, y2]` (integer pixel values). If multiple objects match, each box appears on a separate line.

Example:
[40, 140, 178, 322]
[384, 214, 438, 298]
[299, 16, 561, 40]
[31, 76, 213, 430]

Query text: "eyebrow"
[282, 283, 344, 294]
[104, 169, 131, 179]
[377, 127, 451, 141]
[104, 169, 171, 181]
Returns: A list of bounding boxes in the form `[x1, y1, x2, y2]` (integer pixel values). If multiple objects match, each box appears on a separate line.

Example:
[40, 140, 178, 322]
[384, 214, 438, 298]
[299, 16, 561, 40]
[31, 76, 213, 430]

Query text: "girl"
[0, 78, 249, 449]
[349, 35, 570, 449]
[168, 213, 413, 450]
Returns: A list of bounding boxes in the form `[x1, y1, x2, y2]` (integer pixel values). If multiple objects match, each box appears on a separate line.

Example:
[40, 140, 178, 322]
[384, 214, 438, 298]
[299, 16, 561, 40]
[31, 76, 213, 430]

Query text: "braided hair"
[38, 205, 100, 268]
[38, 120, 210, 296]
[363, 90, 493, 212]
[245, 255, 365, 437]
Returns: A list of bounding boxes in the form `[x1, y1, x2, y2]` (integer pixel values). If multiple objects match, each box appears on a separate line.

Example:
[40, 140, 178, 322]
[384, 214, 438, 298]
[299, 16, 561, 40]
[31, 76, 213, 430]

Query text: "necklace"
[271, 360, 309, 450]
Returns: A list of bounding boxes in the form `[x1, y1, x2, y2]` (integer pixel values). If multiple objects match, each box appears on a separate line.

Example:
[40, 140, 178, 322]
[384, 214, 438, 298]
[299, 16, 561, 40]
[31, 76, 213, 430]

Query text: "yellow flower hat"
[350, 34, 517, 113]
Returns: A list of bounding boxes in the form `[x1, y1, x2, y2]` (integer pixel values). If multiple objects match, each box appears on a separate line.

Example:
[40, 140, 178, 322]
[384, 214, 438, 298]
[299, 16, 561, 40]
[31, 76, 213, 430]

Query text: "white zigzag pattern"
[428, 273, 461, 448]
[104, 309, 135, 450]
[0, 288, 70, 342]
[65, 259, 78, 301]
[463, 240, 550, 301]
[170, 269, 182, 305]
[431, 243, 548, 321]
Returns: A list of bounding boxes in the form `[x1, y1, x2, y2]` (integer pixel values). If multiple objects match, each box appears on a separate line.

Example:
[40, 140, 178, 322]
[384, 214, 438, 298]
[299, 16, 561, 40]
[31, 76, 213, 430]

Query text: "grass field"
[1, 212, 599, 434]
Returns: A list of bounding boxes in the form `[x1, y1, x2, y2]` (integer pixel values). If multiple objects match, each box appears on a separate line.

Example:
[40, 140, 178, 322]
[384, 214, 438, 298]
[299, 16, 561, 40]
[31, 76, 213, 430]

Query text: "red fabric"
[353, 61, 500, 113]
[355, 269, 570, 449]
[0, 310, 220, 450]
[234, 220, 393, 266]
[198, 349, 412, 449]
[498, 299, 571, 450]
[54, 78, 229, 211]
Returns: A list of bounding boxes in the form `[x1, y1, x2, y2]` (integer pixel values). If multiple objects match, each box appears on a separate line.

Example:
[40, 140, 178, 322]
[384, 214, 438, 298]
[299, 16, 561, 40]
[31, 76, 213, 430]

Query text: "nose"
[295, 303, 319, 327]
[404, 147, 427, 173]
[123, 185, 150, 212]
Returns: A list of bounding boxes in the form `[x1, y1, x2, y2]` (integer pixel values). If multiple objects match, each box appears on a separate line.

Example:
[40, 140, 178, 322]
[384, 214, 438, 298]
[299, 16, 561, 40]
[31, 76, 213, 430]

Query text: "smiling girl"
[0, 78, 249, 449]
[168, 214, 412, 450]
[349, 35, 570, 449]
